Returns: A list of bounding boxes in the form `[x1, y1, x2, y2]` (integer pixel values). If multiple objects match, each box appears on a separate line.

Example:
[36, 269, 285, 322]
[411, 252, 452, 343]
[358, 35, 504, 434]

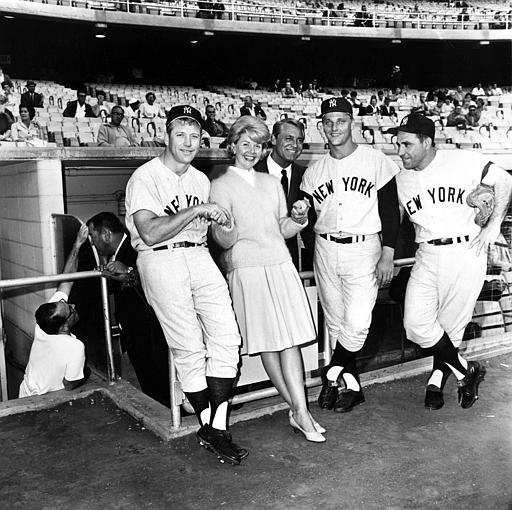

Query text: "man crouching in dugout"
[125, 105, 246, 465]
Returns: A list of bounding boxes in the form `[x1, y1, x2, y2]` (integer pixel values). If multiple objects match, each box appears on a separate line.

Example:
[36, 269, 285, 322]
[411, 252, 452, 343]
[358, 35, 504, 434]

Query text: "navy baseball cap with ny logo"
[318, 97, 353, 118]
[166, 105, 205, 129]
[397, 113, 435, 140]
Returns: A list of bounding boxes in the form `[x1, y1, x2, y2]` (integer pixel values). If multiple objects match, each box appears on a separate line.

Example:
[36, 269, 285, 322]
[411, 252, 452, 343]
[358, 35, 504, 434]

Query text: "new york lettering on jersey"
[164, 194, 203, 216]
[311, 176, 375, 205]
[405, 186, 466, 215]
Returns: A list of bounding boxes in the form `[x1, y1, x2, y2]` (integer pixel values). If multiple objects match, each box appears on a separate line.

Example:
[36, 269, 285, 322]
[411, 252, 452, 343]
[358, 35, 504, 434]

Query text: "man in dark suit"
[20, 80, 44, 108]
[380, 97, 396, 117]
[85, 212, 170, 407]
[63, 90, 95, 118]
[239, 95, 266, 120]
[255, 118, 314, 270]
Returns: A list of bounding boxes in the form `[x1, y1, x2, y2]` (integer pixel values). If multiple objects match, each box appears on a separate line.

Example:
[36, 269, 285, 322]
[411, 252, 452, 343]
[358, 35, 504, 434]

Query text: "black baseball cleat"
[318, 382, 339, 410]
[230, 440, 249, 460]
[424, 385, 444, 410]
[457, 361, 486, 409]
[333, 389, 365, 413]
[196, 424, 243, 465]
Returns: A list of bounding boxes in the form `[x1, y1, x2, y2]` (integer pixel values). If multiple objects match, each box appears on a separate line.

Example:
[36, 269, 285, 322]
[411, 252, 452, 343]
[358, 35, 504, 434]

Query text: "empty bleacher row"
[11, 0, 512, 30]
[2, 79, 512, 151]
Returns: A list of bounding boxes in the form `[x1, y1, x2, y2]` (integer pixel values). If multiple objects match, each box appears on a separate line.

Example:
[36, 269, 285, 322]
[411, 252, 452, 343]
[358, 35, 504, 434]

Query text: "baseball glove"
[466, 183, 495, 227]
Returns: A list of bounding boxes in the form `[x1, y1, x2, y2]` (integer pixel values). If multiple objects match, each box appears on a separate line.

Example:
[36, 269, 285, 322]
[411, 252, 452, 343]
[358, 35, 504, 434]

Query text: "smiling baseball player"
[125, 105, 246, 465]
[395, 113, 512, 410]
[301, 97, 400, 413]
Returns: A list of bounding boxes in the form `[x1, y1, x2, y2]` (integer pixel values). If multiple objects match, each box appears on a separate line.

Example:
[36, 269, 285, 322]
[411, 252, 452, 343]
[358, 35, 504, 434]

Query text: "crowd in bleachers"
[1, 74, 512, 151]
[13, 0, 512, 28]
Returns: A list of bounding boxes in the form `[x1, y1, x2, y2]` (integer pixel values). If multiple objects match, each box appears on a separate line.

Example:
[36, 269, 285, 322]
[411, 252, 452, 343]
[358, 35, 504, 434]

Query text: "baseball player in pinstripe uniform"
[396, 113, 512, 410]
[301, 97, 400, 413]
[125, 105, 247, 465]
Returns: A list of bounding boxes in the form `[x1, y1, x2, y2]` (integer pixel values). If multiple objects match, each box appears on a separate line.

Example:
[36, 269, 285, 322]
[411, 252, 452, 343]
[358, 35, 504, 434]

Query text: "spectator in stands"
[354, 4, 373, 26]
[63, 90, 94, 118]
[10, 105, 43, 144]
[20, 80, 44, 108]
[272, 79, 281, 93]
[139, 92, 164, 119]
[18, 225, 91, 398]
[212, 0, 225, 19]
[460, 96, 474, 115]
[380, 97, 396, 117]
[377, 90, 385, 106]
[340, 89, 349, 101]
[490, 83, 503, 96]
[86, 212, 170, 407]
[204, 104, 228, 138]
[296, 80, 304, 95]
[0, 111, 12, 141]
[302, 83, 319, 99]
[240, 95, 266, 120]
[1, 80, 18, 114]
[465, 103, 481, 127]
[451, 85, 464, 105]
[364, 95, 379, 115]
[446, 105, 467, 128]
[440, 97, 454, 118]
[471, 83, 485, 97]
[281, 80, 296, 98]
[389, 65, 403, 92]
[97, 105, 138, 147]
[91, 90, 110, 118]
[124, 98, 141, 119]
[430, 97, 444, 117]
[348, 90, 361, 108]
[411, 92, 430, 115]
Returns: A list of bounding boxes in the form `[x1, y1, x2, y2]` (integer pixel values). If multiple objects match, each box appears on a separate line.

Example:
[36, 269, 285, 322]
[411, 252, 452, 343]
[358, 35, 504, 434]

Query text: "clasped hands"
[291, 199, 310, 225]
[195, 203, 232, 228]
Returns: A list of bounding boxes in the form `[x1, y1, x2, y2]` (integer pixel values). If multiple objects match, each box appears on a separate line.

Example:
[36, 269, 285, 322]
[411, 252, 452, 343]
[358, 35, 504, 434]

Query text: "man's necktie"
[281, 169, 289, 197]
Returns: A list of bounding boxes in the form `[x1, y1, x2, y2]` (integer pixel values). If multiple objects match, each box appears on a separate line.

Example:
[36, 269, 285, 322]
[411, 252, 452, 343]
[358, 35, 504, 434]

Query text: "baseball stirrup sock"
[184, 388, 210, 426]
[326, 343, 357, 383]
[207, 376, 235, 431]
[427, 356, 452, 389]
[427, 333, 467, 381]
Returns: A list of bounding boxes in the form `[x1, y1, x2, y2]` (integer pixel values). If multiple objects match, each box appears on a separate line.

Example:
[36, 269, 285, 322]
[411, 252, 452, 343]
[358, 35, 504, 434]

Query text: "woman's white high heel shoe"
[289, 410, 326, 434]
[289, 413, 326, 443]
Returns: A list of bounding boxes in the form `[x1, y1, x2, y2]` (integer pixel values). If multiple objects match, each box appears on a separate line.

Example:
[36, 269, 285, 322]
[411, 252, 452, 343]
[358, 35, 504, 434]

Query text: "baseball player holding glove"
[301, 97, 400, 413]
[395, 113, 512, 410]
[125, 105, 246, 465]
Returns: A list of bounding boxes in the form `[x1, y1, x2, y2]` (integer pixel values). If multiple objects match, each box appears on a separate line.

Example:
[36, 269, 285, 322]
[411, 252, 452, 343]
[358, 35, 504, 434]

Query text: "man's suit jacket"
[63, 100, 95, 118]
[240, 105, 267, 120]
[20, 91, 43, 108]
[254, 156, 314, 270]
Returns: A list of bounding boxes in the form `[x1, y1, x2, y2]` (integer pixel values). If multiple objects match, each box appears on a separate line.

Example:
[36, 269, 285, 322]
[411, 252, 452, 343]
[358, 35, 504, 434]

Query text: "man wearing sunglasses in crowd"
[19, 224, 91, 398]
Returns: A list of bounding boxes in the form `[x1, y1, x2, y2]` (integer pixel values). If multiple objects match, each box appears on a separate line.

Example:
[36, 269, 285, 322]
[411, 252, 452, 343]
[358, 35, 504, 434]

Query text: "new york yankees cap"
[396, 113, 435, 140]
[317, 97, 353, 118]
[166, 105, 204, 130]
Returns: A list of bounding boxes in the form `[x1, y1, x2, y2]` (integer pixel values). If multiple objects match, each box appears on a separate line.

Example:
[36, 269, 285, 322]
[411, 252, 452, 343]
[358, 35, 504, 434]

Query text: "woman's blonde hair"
[227, 116, 270, 155]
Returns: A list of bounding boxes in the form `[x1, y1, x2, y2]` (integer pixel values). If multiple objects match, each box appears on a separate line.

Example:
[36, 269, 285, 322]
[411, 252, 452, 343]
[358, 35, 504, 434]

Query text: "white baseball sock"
[343, 372, 360, 391]
[427, 369, 444, 388]
[326, 366, 343, 383]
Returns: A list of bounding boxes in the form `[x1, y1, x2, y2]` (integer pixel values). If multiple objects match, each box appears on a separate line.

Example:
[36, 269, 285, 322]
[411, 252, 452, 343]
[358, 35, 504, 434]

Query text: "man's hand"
[375, 247, 394, 287]
[291, 199, 309, 225]
[75, 223, 89, 247]
[105, 260, 129, 274]
[469, 226, 500, 256]
[195, 203, 229, 226]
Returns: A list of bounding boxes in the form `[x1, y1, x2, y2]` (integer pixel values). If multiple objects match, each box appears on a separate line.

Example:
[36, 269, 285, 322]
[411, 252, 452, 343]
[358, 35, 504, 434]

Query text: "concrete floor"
[1, 353, 512, 510]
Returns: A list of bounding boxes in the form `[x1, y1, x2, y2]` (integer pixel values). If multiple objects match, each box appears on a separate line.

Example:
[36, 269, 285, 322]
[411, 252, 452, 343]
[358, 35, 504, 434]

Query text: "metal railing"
[0, 257, 416, 425]
[12, 0, 512, 30]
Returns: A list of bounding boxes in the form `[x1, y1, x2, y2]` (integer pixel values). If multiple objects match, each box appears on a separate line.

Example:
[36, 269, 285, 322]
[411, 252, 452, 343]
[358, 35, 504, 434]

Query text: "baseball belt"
[320, 233, 367, 244]
[426, 236, 470, 246]
[153, 241, 206, 251]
